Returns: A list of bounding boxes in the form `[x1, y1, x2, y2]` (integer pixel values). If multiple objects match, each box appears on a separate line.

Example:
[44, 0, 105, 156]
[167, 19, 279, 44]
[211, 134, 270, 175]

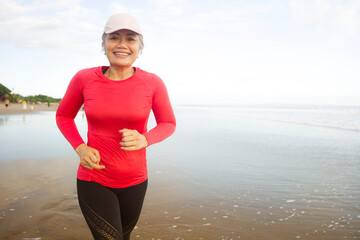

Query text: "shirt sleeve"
[142, 77, 176, 146]
[56, 72, 85, 150]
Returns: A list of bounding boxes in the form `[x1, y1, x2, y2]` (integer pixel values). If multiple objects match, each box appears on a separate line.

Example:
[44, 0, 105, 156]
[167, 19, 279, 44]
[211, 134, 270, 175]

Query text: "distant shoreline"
[0, 102, 59, 115]
[174, 103, 360, 109]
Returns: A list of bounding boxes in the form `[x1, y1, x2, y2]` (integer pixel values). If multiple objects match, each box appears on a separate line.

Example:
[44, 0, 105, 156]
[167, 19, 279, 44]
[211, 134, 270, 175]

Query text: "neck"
[105, 66, 134, 81]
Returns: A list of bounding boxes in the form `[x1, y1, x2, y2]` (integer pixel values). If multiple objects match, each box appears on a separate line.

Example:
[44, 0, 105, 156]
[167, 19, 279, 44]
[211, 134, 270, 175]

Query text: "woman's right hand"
[75, 144, 105, 170]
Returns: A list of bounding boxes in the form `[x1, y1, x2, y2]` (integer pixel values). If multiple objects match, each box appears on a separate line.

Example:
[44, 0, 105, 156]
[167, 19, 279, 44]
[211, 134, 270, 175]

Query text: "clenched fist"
[119, 128, 148, 151]
[76, 144, 105, 170]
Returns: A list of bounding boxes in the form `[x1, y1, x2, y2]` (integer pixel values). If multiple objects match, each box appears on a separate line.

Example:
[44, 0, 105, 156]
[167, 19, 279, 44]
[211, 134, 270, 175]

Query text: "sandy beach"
[2, 156, 359, 240]
[0, 103, 59, 115]
[0, 157, 248, 240]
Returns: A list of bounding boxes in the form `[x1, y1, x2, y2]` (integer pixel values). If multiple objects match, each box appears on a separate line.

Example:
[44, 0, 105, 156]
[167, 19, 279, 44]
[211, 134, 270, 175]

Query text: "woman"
[56, 13, 176, 240]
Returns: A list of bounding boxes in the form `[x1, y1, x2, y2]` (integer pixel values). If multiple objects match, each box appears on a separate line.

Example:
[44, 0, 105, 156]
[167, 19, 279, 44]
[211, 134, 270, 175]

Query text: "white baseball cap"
[103, 13, 142, 35]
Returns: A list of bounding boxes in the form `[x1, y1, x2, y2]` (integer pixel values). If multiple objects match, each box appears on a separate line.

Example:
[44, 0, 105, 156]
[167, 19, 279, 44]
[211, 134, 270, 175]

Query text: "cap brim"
[104, 27, 142, 35]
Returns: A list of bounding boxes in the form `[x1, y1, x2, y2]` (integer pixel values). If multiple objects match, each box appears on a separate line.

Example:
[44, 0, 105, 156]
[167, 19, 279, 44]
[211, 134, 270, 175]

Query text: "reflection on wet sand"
[1, 158, 359, 240]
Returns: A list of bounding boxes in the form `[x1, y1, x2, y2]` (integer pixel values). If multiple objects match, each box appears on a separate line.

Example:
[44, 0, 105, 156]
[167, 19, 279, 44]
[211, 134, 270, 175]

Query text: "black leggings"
[77, 179, 148, 240]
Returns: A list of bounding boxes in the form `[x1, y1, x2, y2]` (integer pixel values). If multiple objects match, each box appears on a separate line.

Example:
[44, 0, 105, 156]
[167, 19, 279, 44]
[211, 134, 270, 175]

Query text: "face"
[103, 29, 140, 68]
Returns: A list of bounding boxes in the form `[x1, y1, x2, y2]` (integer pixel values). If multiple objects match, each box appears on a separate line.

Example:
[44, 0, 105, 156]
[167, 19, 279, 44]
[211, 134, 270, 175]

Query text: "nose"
[116, 37, 127, 48]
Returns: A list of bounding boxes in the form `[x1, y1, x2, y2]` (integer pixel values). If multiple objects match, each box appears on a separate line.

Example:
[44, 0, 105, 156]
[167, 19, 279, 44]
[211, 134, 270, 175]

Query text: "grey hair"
[101, 33, 144, 55]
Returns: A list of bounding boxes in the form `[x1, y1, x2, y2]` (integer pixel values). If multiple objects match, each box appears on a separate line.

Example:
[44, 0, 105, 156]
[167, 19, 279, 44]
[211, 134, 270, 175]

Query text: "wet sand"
[0, 158, 233, 240]
[0, 158, 267, 240]
[1, 158, 246, 240]
[1, 157, 359, 240]
[0, 103, 58, 115]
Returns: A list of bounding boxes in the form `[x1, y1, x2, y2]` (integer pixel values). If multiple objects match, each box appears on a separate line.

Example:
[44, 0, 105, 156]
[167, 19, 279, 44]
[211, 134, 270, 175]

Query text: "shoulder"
[135, 68, 165, 89]
[70, 67, 102, 87]
[73, 67, 100, 79]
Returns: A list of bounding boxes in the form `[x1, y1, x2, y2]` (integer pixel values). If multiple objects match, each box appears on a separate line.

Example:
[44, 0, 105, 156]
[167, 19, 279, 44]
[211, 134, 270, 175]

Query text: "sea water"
[0, 111, 87, 161]
[147, 104, 360, 239]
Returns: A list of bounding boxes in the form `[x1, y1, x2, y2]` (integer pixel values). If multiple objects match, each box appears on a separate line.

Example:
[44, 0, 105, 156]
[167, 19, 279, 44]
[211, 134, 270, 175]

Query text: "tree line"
[0, 83, 61, 103]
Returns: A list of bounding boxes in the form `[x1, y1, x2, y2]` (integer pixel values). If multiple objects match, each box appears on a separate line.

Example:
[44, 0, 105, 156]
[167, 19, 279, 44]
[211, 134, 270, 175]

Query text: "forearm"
[142, 122, 176, 146]
[56, 113, 85, 150]
[56, 71, 85, 150]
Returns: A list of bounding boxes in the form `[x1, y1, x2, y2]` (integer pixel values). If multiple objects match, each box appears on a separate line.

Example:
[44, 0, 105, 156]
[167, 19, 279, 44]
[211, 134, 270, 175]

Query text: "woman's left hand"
[119, 128, 148, 151]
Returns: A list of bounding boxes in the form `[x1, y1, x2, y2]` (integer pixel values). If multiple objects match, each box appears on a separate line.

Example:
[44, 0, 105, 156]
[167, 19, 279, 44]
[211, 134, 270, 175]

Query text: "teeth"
[114, 52, 129, 56]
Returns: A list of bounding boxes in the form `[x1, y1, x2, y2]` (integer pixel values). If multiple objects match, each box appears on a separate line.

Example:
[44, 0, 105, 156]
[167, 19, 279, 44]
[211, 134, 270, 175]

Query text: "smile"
[114, 52, 130, 56]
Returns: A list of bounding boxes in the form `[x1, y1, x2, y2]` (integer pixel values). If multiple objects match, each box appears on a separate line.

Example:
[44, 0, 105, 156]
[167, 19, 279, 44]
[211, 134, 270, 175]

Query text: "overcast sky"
[0, 0, 359, 106]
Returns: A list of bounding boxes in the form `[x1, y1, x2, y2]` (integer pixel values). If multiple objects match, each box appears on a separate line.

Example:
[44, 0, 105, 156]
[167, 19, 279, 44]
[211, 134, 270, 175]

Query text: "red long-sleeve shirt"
[56, 66, 176, 188]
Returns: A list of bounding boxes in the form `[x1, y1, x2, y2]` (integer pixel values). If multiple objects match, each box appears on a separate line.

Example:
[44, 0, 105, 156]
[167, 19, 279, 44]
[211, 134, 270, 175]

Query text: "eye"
[127, 37, 135, 41]
[109, 36, 118, 40]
